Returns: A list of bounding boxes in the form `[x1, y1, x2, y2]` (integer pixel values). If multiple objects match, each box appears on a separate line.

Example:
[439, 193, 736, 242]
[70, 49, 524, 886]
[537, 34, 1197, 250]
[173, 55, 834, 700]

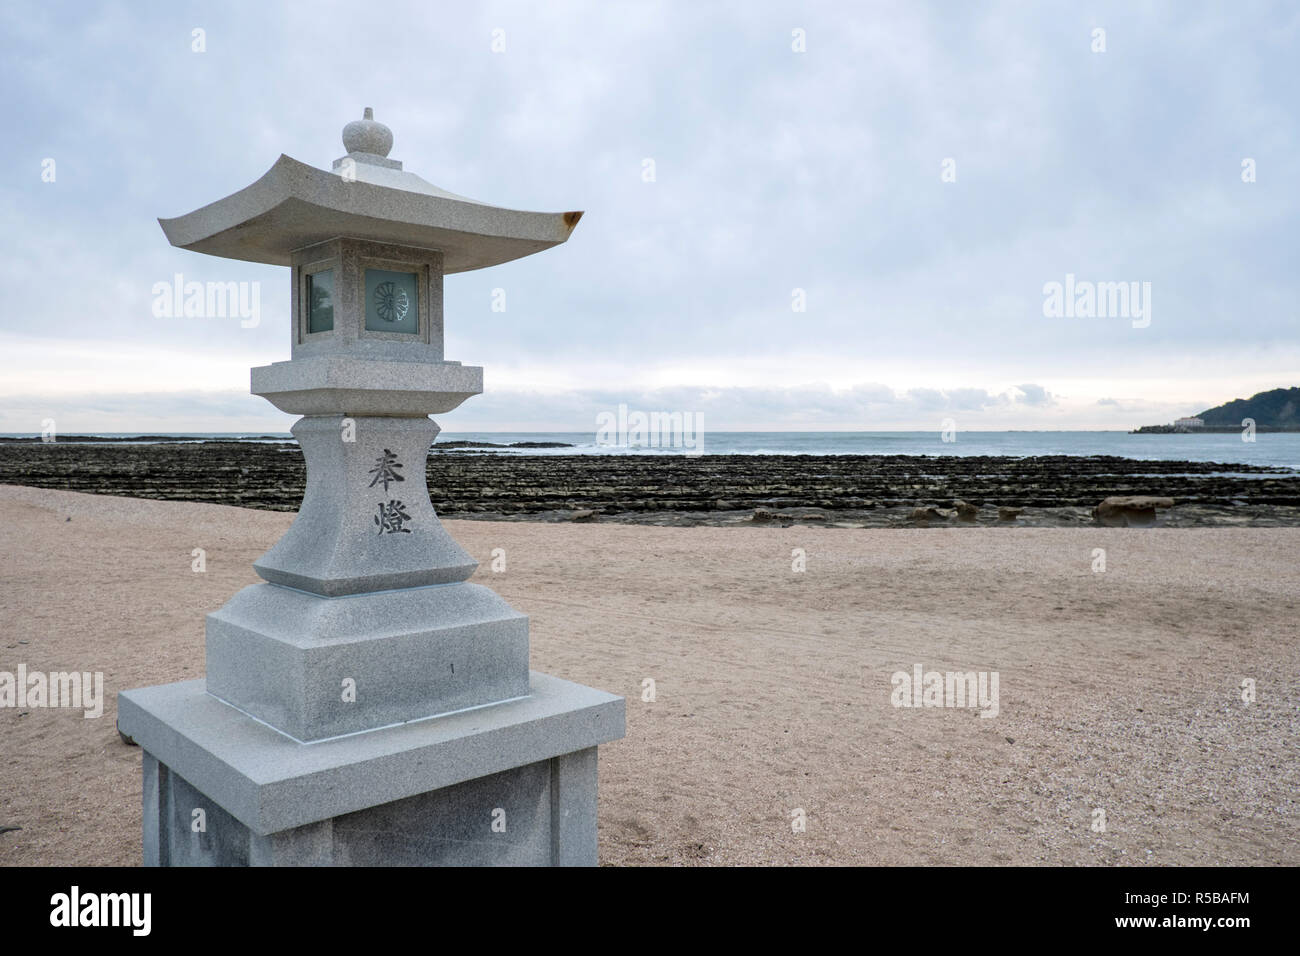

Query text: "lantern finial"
[342, 107, 393, 158]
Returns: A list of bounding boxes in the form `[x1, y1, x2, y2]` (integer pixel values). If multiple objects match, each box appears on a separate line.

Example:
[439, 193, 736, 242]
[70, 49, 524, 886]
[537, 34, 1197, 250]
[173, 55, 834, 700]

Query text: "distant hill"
[1132, 387, 1300, 433]
[1197, 387, 1300, 427]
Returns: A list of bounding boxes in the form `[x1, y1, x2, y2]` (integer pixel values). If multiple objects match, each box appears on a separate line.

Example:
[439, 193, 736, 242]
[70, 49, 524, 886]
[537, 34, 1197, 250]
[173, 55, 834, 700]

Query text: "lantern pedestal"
[116, 409, 624, 865]
[119, 672, 622, 866]
[250, 415, 478, 597]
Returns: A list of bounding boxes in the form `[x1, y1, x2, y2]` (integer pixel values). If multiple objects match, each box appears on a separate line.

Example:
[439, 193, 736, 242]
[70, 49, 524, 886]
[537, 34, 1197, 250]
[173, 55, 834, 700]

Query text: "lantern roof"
[158, 109, 583, 273]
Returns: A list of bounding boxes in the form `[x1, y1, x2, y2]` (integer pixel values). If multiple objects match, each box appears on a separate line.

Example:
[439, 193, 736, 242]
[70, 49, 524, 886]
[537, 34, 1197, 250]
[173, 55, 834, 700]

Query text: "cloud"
[1013, 383, 1055, 406]
[1, 1, 1296, 428]
[0, 381, 1143, 432]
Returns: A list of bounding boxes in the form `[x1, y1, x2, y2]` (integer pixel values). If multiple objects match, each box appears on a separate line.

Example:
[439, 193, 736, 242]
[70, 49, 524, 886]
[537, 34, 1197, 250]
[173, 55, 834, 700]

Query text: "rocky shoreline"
[3, 440, 1300, 527]
[1130, 425, 1300, 434]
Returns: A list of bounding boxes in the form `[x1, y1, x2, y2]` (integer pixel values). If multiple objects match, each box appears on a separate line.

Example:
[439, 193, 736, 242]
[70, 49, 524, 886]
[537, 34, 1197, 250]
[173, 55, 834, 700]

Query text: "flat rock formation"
[1094, 495, 1176, 528]
[2, 442, 1299, 527]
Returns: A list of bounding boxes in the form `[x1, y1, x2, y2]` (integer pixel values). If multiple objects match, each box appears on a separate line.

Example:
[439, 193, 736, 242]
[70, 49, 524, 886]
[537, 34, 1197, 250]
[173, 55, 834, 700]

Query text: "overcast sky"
[1, 1, 1296, 432]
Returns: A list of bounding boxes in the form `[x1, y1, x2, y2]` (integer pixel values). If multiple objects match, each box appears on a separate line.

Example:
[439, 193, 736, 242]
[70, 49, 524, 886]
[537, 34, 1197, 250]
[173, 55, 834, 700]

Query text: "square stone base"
[118, 672, 624, 867]
[144, 747, 598, 866]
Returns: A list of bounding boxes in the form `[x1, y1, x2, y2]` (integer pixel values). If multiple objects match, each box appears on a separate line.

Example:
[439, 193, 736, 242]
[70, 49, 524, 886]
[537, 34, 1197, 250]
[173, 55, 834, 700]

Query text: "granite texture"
[340, 109, 394, 161]
[253, 416, 477, 595]
[251, 358, 481, 417]
[118, 672, 624, 838]
[549, 746, 599, 865]
[157, 154, 582, 272]
[328, 759, 554, 865]
[249, 820, 335, 866]
[206, 580, 530, 741]
[141, 752, 162, 865]
[141, 746, 599, 866]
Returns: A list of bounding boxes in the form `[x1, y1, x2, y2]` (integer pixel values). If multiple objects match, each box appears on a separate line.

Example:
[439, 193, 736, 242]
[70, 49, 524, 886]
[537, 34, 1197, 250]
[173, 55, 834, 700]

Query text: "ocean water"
[6, 430, 1297, 470]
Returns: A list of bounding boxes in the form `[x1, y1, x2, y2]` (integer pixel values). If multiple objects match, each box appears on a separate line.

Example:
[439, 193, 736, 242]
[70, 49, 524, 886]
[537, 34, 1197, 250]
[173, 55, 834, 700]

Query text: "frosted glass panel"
[306, 269, 334, 333]
[365, 269, 418, 334]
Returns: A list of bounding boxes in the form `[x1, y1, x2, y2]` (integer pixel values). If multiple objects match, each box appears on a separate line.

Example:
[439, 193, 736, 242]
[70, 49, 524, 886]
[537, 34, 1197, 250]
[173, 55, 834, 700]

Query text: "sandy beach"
[1, 483, 1297, 866]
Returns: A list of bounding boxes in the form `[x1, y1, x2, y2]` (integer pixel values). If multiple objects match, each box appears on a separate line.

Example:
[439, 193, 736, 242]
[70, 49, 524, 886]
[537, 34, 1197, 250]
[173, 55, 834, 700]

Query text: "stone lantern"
[118, 110, 624, 866]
